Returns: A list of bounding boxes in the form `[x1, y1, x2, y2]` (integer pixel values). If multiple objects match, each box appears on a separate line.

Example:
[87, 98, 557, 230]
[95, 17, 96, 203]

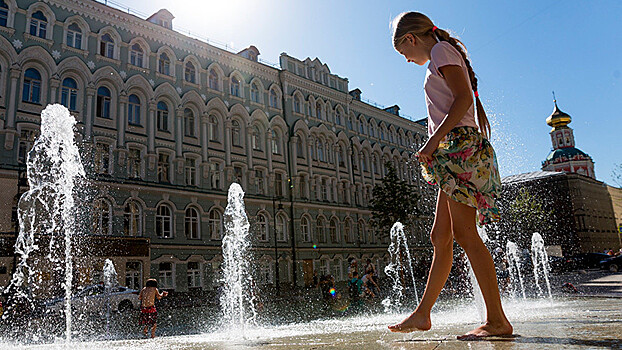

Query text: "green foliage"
[504, 187, 554, 244]
[612, 163, 622, 187]
[370, 162, 420, 237]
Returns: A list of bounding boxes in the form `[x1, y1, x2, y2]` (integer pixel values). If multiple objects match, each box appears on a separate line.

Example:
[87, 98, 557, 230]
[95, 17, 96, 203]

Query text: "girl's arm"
[418, 65, 473, 162]
[156, 289, 163, 300]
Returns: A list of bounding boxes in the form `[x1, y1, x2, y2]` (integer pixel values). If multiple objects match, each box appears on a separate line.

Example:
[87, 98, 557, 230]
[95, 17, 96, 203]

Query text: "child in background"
[138, 278, 168, 338]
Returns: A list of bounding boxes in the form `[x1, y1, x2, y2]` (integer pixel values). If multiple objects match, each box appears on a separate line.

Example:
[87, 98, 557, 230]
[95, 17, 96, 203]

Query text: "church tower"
[542, 96, 595, 179]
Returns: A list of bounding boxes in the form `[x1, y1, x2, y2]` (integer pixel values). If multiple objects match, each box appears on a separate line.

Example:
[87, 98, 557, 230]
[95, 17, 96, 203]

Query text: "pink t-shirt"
[424, 41, 478, 136]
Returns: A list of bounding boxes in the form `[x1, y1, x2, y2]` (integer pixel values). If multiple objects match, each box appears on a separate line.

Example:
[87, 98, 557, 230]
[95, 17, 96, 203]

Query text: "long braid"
[433, 28, 491, 139]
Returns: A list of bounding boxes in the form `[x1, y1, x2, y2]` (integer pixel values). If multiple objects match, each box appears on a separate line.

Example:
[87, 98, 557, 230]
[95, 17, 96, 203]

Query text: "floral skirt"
[419, 127, 501, 226]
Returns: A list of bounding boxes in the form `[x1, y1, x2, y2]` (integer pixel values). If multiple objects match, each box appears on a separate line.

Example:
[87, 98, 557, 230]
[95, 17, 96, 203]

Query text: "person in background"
[138, 278, 168, 338]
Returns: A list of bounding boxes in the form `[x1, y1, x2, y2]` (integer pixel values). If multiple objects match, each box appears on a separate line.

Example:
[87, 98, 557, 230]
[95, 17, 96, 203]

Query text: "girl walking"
[387, 12, 513, 339]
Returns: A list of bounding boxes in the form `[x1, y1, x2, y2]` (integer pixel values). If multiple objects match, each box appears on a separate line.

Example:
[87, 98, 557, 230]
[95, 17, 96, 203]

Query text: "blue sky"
[126, 0, 621, 185]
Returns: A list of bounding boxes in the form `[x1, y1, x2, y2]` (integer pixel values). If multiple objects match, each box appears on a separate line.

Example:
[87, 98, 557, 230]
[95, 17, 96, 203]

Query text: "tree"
[612, 163, 622, 187]
[370, 162, 420, 239]
[499, 187, 555, 246]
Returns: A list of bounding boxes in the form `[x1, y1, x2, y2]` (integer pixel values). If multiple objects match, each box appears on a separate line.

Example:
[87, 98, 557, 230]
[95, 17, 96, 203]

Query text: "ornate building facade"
[0, 0, 431, 294]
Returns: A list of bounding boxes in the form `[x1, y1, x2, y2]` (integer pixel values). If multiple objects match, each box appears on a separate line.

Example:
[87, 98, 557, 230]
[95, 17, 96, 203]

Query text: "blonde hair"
[391, 12, 491, 139]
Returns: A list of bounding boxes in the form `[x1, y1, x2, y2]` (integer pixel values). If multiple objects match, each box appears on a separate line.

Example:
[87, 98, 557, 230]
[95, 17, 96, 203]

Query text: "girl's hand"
[417, 136, 440, 163]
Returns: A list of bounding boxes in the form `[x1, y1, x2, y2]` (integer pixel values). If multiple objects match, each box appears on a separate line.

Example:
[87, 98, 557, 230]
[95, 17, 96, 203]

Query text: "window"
[127, 94, 141, 125]
[158, 53, 170, 75]
[276, 213, 287, 242]
[269, 89, 278, 108]
[317, 141, 324, 162]
[60, 78, 77, 111]
[362, 154, 368, 172]
[358, 221, 366, 244]
[320, 178, 327, 201]
[230, 76, 240, 97]
[209, 69, 219, 90]
[93, 199, 112, 235]
[315, 103, 322, 120]
[0, 0, 8, 27]
[209, 115, 219, 142]
[251, 126, 262, 151]
[250, 83, 260, 103]
[319, 258, 329, 276]
[337, 146, 344, 167]
[184, 108, 195, 137]
[294, 95, 301, 113]
[30, 11, 47, 38]
[255, 169, 265, 195]
[258, 259, 273, 285]
[359, 120, 365, 134]
[380, 128, 385, 140]
[95, 142, 111, 174]
[210, 163, 220, 189]
[22, 68, 41, 104]
[346, 116, 353, 130]
[332, 258, 343, 281]
[298, 176, 306, 199]
[185, 207, 200, 239]
[130, 43, 143, 67]
[157, 153, 169, 182]
[335, 110, 342, 125]
[345, 220, 355, 243]
[123, 200, 142, 236]
[257, 213, 268, 241]
[128, 147, 142, 179]
[231, 120, 241, 147]
[96, 86, 111, 119]
[155, 204, 173, 238]
[184, 62, 196, 83]
[187, 262, 201, 288]
[301, 216, 310, 242]
[18, 129, 38, 164]
[271, 130, 280, 155]
[157, 101, 169, 131]
[234, 166, 243, 186]
[100, 33, 114, 58]
[329, 218, 338, 243]
[209, 209, 223, 239]
[185, 158, 196, 186]
[66, 23, 82, 49]
[296, 137, 304, 158]
[125, 261, 142, 289]
[316, 217, 326, 243]
[158, 262, 174, 289]
[275, 172, 283, 197]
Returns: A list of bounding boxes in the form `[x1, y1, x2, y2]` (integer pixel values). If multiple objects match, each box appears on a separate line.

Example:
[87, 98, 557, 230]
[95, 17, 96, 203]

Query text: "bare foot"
[388, 311, 432, 333]
[457, 320, 513, 340]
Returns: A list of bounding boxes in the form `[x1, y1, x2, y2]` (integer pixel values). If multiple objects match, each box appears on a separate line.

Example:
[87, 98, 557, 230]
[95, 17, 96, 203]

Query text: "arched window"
[93, 198, 112, 235]
[185, 157, 196, 186]
[94, 142, 111, 174]
[332, 258, 343, 281]
[130, 43, 144, 67]
[125, 261, 142, 289]
[257, 212, 268, 241]
[231, 120, 241, 147]
[60, 77, 77, 111]
[358, 221, 366, 244]
[276, 213, 287, 242]
[250, 82, 260, 103]
[337, 146, 344, 167]
[209, 209, 223, 239]
[96, 86, 111, 119]
[209, 69, 219, 90]
[315, 102, 322, 119]
[335, 109, 342, 125]
[157, 152, 169, 182]
[157, 101, 168, 131]
[210, 163, 221, 189]
[156, 204, 173, 238]
[258, 258, 273, 285]
[346, 116, 353, 130]
[317, 140, 324, 162]
[209, 115, 219, 142]
[345, 219, 355, 243]
[127, 94, 141, 125]
[30, 11, 47, 38]
[301, 216, 310, 242]
[184, 61, 196, 83]
[100, 33, 114, 58]
[296, 137, 304, 158]
[269, 89, 278, 108]
[271, 130, 280, 155]
[22, 68, 41, 104]
[380, 127, 385, 140]
[158, 52, 170, 75]
[230, 76, 240, 97]
[316, 217, 326, 243]
[251, 126, 262, 151]
[362, 154, 368, 172]
[123, 200, 142, 236]
[184, 108, 195, 137]
[329, 218, 338, 243]
[185, 207, 200, 239]
[359, 120, 365, 134]
[293, 95, 301, 113]
[66, 23, 82, 49]
[0, 1, 9, 28]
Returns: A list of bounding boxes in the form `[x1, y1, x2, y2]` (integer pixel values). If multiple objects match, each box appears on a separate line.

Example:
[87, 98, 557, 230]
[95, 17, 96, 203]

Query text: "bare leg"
[143, 325, 148, 337]
[448, 198, 513, 339]
[151, 323, 157, 338]
[389, 190, 453, 333]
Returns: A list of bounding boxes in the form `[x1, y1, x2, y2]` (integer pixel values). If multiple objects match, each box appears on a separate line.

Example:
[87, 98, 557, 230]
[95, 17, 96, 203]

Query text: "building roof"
[546, 100, 572, 129]
[545, 147, 590, 163]
[502, 171, 565, 184]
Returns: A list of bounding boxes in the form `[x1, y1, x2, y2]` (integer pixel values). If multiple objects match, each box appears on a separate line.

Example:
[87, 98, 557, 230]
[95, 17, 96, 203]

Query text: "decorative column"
[266, 128, 273, 173]
[347, 146, 354, 183]
[200, 112, 209, 161]
[49, 75, 60, 105]
[307, 136, 314, 178]
[371, 155, 376, 187]
[84, 84, 96, 141]
[175, 107, 183, 157]
[224, 119, 232, 166]
[246, 126, 253, 169]
[117, 90, 128, 148]
[5, 67, 20, 130]
[290, 135, 298, 175]
[147, 100, 156, 153]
